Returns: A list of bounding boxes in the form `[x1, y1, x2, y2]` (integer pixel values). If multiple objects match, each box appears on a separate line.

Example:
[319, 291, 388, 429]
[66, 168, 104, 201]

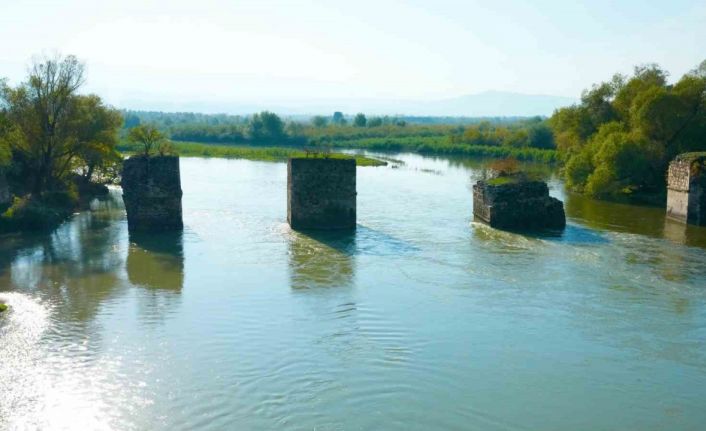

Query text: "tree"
[332, 111, 346, 125]
[527, 123, 555, 149]
[689, 59, 706, 78]
[123, 113, 141, 129]
[1, 54, 86, 193]
[285, 121, 305, 137]
[353, 113, 367, 127]
[367, 117, 383, 128]
[128, 124, 166, 156]
[249, 111, 284, 141]
[1, 54, 123, 194]
[0, 109, 12, 169]
[551, 60, 706, 198]
[311, 116, 328, 127]
[70, 95, 123, 182]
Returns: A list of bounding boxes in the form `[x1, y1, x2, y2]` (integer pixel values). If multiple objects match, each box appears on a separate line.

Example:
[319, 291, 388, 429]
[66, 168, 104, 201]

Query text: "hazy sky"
[1, 0, 705, 110]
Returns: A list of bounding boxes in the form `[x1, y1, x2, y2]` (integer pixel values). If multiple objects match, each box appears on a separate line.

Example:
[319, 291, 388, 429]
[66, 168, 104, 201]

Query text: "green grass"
[486, 176, 519, 186]
[309, 136, 558, 163]
[118, 141, 387, 167]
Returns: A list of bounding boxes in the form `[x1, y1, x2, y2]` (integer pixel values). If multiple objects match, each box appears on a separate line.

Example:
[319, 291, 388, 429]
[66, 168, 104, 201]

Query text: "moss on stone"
[486, 176, 519, 186]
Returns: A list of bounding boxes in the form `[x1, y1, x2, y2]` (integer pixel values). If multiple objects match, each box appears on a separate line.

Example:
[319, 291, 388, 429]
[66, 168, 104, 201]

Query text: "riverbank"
[118, 141, 387, 167]
[164, 136, 558, 164]
[0, 180, 110, 233]
[310, 136, 558, 163]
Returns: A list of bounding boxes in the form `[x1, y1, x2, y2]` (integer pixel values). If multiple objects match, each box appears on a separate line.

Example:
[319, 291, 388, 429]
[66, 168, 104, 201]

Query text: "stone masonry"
[288, 158, 356, 230]
[121, 155, 183, 231]
[473, 180, 565, 231]
[666, 153, 706, 226]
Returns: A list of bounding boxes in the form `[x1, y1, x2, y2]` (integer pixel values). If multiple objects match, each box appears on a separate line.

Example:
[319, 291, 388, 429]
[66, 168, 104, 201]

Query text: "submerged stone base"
[473, 180, 565, 231]
[287, 158, 356, 230]
[666, 153, 706, 226]
[121, 155, 183, 231]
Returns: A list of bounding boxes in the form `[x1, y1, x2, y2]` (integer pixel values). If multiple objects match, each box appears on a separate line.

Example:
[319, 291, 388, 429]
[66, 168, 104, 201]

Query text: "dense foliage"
[122, 110, 557, 162]
[128, 124, 175, 156]
[550, 61, 706, 199]
[0, 55, 123, 230]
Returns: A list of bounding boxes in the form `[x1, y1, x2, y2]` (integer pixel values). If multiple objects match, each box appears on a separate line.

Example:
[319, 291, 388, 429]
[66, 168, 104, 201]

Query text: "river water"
[1, 154, 705, 430]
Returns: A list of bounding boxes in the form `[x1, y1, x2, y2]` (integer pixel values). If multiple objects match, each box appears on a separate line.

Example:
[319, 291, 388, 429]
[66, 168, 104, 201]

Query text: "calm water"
[1, 154, 706, 430]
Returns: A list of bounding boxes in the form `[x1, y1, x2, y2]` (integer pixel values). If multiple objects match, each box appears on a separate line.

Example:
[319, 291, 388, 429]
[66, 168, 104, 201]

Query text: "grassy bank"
[118, 141, 387, 166]
[0, 181, 110, 233]
[311, 136, 558, 163]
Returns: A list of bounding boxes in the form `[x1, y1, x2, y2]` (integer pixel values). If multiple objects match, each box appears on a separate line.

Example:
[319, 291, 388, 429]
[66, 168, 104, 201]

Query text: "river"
[1, 154, 705, 430]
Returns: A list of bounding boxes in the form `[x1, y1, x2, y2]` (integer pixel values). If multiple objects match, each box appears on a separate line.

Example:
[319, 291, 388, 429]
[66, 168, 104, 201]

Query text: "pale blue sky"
[1, 0, 704, 111]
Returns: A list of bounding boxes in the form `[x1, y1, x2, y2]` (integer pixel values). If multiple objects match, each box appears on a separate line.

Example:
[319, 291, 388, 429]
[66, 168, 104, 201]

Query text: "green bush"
[1, 191, 78, 231]
[551, 61, 706, 199]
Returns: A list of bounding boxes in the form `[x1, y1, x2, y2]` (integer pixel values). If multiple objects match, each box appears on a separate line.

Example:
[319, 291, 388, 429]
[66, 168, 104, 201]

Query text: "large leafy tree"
[72, 95, 123, 182]
[0, 54, 122, 194]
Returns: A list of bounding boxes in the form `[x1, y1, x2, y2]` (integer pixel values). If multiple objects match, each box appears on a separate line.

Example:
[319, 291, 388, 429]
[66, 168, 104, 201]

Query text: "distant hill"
[261, 91, 577, 117]
[118, 91, 577, 118]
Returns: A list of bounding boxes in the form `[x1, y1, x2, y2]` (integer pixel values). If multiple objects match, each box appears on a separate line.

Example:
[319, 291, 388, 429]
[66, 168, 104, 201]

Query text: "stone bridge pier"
[666, 153, 706, 226]
[473, 179, 565, 231]
[121, 155, 183, 231]
[287, 158, 356, 230]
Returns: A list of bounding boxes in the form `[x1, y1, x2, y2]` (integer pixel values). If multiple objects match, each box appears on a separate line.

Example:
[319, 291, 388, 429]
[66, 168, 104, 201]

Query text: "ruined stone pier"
[666, 153, 706, 226]
[287, 158, 356, 230]
[121, 155, 183, 231]
[473, 179, 565, 231]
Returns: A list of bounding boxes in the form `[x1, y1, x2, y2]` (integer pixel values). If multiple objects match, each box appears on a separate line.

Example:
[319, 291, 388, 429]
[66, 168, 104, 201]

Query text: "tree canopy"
[128, 124, 169, 156]
[550, 61, 706, 198]
[248, 111, 285, 141]
[0, 54, 123, 194]
[353, 113, 367, 127]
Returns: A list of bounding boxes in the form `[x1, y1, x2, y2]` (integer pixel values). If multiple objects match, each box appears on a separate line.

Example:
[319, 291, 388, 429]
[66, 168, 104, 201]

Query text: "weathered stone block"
[121, 155, 183, 231]
[666, 153, 706, 226]
[287, 158, 356, 230]
[473, 180, 565, 231]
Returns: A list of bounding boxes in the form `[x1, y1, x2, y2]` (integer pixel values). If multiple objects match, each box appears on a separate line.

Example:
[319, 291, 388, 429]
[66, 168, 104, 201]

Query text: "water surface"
[1, 154, 705, 430]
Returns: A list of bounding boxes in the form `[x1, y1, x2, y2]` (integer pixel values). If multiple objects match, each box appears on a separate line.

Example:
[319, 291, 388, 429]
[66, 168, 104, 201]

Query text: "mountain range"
[120, 91, 578, 117]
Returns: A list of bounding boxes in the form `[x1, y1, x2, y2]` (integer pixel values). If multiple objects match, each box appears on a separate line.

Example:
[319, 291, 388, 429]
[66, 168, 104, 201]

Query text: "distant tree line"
[121, 109, 555, 155]
[448, 117, 555, 150]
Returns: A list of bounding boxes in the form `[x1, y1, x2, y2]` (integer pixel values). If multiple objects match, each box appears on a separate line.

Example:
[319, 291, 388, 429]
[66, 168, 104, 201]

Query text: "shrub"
[1, 191, 78, 231]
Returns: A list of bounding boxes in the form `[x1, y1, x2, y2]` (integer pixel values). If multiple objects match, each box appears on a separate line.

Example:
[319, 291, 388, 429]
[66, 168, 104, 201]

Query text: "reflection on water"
[127, 231, 184, 291]
[564, 191, 667, 235]
[1, 155, 706, 430]
[565, 190, 706, 248]
[127, 231, 185, 324]
[288, 229, 355, 289]
[1, 192, 126, 323]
